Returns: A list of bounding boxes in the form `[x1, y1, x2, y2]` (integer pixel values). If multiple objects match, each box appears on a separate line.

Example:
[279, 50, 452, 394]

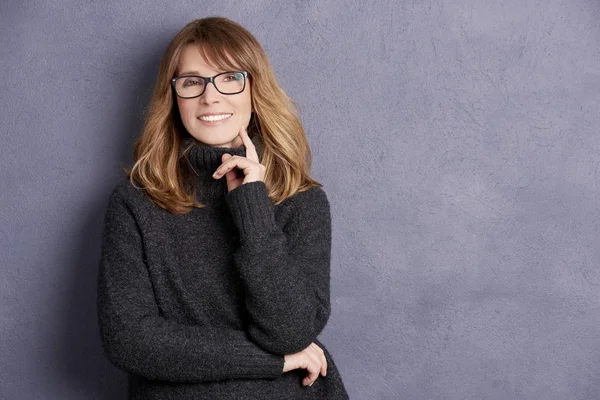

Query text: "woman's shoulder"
[104, 176, 160, 221]
[283, 184, 331, 221]
[288, 184, 329, 208]
[276, 184, 332, 239]
[107, 176, 148, 205]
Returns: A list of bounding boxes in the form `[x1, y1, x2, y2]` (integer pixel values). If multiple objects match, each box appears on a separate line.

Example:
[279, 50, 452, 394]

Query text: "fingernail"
[309, 382, 313, 386]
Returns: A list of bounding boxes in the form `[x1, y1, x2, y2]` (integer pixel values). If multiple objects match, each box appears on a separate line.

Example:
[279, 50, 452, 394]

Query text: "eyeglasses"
[171, 71, 249, 99]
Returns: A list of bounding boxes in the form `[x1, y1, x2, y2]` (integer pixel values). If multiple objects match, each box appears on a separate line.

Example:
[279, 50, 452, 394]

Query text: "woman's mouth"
[198, 113, 233, 122]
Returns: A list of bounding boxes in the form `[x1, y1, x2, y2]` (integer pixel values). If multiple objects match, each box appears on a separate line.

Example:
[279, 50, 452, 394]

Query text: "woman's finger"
[315, 344, 327, 377]
[238, 125, 259, 163]
[310, 343, 327, 377]
[302, 360, 320, 387]
[305, 346, 324, 386]
[213, 155, 251, 179]
[219, 154, 241, 188]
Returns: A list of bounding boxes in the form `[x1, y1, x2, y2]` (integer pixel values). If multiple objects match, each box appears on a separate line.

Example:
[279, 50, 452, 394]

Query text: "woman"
[97, 16, 349, 399]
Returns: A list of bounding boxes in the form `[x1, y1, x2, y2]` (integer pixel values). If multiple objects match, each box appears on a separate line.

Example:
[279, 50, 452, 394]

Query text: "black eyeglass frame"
[170, 71, 249, 99]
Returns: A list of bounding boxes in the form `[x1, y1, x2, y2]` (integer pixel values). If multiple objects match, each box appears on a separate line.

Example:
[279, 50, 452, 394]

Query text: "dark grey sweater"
[97, 138, 349, 399]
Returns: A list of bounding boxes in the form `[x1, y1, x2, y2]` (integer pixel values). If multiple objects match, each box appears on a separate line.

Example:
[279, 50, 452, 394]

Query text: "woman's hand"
[212, 125, 265, 192]
[283, 342, 328, 387]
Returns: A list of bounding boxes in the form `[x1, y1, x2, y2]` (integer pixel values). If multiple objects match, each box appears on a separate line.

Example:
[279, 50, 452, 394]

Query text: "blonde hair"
[125, 17, 321, 214]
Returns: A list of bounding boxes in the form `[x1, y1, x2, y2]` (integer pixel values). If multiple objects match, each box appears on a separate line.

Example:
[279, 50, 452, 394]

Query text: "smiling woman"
[96, 16, 349, 400]
[174, 45, 252, 149]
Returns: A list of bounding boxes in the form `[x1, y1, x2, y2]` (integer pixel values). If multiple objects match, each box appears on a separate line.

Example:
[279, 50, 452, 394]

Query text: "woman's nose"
[200, 82, 221, 104]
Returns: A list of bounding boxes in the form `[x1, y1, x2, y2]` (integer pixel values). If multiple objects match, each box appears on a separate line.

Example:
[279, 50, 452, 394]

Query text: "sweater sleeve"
[97, 183, 284, 383]
[224, 181, 332, 355]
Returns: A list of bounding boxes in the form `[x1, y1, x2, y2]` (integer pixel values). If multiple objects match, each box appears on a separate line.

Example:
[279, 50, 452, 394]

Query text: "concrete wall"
[1, 1, 599, 398]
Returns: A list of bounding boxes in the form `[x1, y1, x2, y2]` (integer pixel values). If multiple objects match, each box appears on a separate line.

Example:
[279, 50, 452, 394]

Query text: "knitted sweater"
[96, 137, 349, 399]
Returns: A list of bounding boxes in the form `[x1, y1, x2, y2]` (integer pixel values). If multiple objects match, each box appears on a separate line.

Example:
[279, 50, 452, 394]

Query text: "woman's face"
[175, 44, 252, 148]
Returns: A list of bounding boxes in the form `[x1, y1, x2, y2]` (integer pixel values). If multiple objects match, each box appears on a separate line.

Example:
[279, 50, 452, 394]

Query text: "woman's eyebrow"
[178, 70, 202, 76]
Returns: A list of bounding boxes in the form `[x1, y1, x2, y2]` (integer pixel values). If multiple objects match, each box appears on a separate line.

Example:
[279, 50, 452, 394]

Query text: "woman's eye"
[223, 73, 240, 82]
[183, 79, 202, 87]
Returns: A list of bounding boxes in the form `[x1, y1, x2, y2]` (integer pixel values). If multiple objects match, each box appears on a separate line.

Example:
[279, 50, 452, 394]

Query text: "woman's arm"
[97, 184, 284, 383]
[224, 181, 332, 355]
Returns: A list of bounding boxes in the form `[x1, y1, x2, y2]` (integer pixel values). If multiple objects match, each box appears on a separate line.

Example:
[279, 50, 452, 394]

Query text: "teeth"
[199, 114, 232, 122]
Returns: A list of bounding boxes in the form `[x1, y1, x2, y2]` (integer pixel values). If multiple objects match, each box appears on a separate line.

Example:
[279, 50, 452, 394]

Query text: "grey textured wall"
[1, 1, 599, 399]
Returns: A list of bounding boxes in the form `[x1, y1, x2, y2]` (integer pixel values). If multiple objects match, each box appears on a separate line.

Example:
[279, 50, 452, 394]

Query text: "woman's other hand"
[282, 342, 328, 387]
[213, 125, 265, 192]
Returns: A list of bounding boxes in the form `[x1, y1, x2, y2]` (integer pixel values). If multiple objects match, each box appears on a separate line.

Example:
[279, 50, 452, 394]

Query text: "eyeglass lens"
[175, 72, 245, 98]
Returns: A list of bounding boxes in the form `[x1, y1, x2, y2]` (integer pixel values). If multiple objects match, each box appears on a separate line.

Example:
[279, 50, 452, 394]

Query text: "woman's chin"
[190, 131, 242, 148]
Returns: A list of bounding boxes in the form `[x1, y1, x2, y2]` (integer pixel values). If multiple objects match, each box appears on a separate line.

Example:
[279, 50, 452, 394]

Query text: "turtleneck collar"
[181, 133, 263, 206]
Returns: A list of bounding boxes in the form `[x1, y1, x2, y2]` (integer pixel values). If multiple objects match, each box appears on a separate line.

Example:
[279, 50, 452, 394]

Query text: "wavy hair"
[125, 17, 321, 214]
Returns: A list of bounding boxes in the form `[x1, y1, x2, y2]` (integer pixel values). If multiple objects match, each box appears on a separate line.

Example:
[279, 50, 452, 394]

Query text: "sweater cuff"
[225, 181, 278, 241]
[231, 341, 285, 379]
